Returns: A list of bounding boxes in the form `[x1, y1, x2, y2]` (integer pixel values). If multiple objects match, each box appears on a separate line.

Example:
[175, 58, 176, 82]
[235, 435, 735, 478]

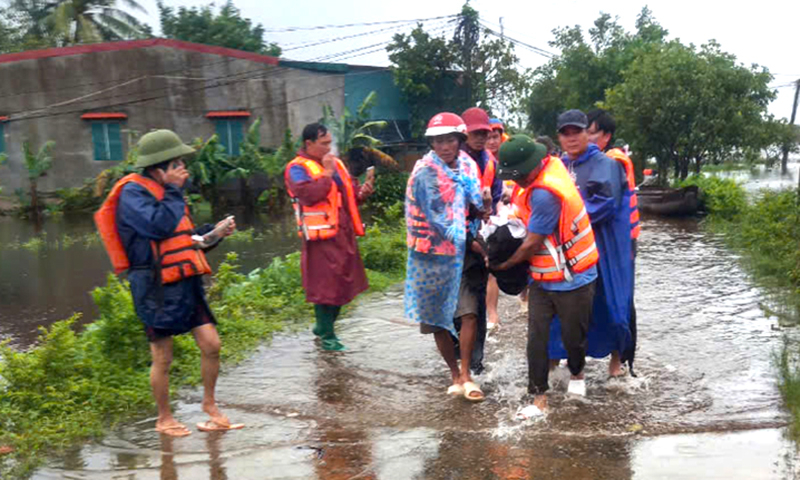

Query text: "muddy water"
[31, 214, 800, 479]
[0, 212, 299, 347]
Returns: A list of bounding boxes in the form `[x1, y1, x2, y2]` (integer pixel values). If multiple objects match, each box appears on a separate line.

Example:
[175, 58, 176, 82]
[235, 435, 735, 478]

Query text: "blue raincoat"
[404, 151, 483, 335]
[548, 144, 633, 359]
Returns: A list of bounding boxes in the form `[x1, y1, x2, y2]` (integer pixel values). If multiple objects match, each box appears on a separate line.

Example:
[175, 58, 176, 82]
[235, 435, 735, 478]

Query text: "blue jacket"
[117, 180, 215, 331]
[549, 144, 634, 358]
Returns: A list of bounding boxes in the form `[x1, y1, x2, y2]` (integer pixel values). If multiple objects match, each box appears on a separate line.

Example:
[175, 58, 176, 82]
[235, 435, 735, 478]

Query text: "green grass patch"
[0, 221, 407, 478]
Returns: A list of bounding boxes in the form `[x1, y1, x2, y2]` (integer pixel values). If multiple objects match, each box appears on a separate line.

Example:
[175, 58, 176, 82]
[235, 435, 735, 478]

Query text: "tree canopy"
[157, 0, 281, 56]
[387, 3, 522, 137]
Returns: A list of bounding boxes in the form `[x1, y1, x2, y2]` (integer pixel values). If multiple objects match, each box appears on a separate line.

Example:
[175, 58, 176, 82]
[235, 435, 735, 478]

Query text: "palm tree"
[10, 0, 147, 45]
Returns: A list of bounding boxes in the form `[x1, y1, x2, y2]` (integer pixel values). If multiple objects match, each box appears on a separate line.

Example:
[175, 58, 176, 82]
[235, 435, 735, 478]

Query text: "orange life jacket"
[284, 156, 365, 241]
[480, 152, 497, 190]
[512, 157, 599, 283]
[94, 174, 212, 284]
[607, 148, 641, 240]
[405, 155, 462, 256]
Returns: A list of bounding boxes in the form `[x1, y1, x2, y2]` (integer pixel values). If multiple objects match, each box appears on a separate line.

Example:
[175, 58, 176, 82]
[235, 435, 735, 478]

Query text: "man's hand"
[470, 240, 489, 267]
[360, 181, 375, 198]
[163, 164, 189, 188]
[321, 154, 337, 176]
[215, 217, 236, 238]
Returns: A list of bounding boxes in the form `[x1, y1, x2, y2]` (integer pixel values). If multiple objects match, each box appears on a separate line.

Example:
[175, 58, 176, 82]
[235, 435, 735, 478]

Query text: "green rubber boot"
[312, 305, 325, 337]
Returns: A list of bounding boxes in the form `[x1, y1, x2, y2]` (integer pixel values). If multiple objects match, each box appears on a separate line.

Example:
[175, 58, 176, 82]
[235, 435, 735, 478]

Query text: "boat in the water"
[636, 185, 700, 216]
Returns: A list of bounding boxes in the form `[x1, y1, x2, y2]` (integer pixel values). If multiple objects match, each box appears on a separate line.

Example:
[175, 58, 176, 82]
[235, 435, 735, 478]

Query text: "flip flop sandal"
[447, 384, 465, 396]
[462, 381, 485, 402]
[155, 424, 192, 437]
[197, 421, 245, 432]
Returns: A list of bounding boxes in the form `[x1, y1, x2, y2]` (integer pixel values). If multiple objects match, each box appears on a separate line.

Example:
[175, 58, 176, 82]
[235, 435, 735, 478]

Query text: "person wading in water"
[284, 123, 375, 351]
[405, 112, 488, 402]
[493, 135, 599, 417]
[95, 129, 240, 436]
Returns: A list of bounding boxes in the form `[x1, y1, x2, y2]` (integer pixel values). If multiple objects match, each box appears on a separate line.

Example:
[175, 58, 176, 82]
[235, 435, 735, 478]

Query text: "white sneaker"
[567, 379, 586, 397]
[515, 404, 545, 421]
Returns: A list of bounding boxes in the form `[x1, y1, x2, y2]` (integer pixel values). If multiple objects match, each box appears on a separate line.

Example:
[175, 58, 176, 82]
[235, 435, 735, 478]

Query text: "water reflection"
[313, 354, 375, 480]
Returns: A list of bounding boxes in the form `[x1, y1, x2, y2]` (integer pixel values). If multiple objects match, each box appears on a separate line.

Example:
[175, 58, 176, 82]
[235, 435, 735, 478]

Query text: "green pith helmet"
[135, 129, 195, 168]
[497, 135, 548, 180]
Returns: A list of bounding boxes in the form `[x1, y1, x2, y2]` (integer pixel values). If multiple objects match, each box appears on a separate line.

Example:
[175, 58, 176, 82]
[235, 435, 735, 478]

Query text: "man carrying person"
[460, 107, 503, 373]
[587, 109, 641, 374]
[95, 129, 240, 436]
[492, 135, 599, 416]
[284, 123, 375, 351]
[551, 109, 634, 378]
[405, 112, 487, 402]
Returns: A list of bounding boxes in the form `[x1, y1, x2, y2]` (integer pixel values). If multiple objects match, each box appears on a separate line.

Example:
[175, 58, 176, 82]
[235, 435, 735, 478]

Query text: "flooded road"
[31, 214, 800, 479]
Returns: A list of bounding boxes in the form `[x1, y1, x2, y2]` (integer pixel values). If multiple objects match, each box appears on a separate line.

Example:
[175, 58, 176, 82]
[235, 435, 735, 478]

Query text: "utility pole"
[499, 17, 504, 40]
[783, 78, 800, 176]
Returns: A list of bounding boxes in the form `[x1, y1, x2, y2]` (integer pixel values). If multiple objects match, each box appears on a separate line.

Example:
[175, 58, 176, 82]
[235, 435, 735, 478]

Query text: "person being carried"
[493, 135, 599, 417]
[95, 129, 240, 437]
[284, 123, 375, 351]
[405, 112, 487, 402]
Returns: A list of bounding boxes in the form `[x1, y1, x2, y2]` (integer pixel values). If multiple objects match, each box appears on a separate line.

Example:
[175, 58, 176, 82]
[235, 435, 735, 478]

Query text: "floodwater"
[0, 212, 299, 347]
[28, 214, 800, 479]
[2, 162, 799, 479]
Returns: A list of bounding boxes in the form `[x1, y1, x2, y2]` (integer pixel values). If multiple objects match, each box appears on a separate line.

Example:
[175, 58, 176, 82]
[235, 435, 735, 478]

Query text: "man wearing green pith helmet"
[95, 129, 242, 436]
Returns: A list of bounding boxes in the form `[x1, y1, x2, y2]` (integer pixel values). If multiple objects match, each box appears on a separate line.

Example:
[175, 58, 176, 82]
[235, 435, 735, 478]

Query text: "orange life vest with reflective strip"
[480, 152, 497, 190]
[284, 156, 365, 241]
[94, 174, 212, 284]
[405, 157, 460, 256]
[512, 157, 599, 283]
[607, 148, 641, 240]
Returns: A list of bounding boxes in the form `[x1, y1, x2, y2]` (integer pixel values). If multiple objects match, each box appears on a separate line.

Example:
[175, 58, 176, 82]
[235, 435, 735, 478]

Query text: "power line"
[480, 23, 555, 59]
[282, 21, 421, 52]
[264, 14, 456, 33]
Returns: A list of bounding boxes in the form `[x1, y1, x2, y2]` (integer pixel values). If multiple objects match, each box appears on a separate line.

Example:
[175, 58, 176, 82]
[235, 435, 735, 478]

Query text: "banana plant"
[322, 91, 398, 177]
[22, 140, 54, 222]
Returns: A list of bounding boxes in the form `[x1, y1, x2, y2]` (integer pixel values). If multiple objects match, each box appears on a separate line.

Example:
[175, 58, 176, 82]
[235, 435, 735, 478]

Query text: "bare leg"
[193, 324, 228, 426]
[487, 275, 500, 327]
[609, 350, 623, 377]
[458, 314, 479, 392]
[151, 337, 189, 436]
[433, 330, 460, 384]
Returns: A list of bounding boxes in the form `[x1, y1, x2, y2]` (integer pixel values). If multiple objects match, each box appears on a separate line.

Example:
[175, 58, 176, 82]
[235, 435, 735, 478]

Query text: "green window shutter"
[0, 123, 5, 154]
[107, 122, 123, 161]
[229, 119, 245, 156]
[214, 120, 230, 156]
[91, 123, 108, 160]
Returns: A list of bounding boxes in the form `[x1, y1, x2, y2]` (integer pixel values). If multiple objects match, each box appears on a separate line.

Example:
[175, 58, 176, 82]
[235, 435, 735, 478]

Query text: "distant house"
[0, 39, 413, 193]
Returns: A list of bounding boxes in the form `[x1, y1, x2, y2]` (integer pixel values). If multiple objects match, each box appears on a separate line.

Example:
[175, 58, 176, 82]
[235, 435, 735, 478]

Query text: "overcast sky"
[135, 0, 800, 120]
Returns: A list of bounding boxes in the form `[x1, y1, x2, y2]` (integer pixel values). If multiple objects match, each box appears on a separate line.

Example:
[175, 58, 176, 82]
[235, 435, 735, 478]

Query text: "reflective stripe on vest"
[607, 148, 641, 240]
[512, 157, 599, 283]
[284, 156, 365, 241]
[94, 173, 212, 285]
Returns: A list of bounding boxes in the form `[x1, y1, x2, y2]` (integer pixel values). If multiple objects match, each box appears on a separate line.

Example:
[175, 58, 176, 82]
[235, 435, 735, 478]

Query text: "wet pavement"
[31, 215, 800, 479]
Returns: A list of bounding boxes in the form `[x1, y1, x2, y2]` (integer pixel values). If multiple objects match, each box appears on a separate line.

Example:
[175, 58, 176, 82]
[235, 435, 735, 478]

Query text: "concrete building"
[0, 39, 412, 193]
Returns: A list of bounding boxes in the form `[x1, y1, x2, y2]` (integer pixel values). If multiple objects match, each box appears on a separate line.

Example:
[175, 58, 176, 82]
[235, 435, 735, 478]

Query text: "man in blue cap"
[551, 109, 634, 378]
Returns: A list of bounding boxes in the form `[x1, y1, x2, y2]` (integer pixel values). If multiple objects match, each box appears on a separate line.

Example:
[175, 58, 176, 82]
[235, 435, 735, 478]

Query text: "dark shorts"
[420, 275, 479, 334]
[144, 303, 216, 343]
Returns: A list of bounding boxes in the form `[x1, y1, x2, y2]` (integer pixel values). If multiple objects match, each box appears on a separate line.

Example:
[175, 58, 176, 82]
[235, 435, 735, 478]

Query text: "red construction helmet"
[461, 107, 492, 133]
[425, 112, 467, 137]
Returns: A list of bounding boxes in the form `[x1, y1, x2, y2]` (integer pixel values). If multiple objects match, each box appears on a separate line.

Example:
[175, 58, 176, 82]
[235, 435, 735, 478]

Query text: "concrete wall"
[0, 45, 345, 193]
